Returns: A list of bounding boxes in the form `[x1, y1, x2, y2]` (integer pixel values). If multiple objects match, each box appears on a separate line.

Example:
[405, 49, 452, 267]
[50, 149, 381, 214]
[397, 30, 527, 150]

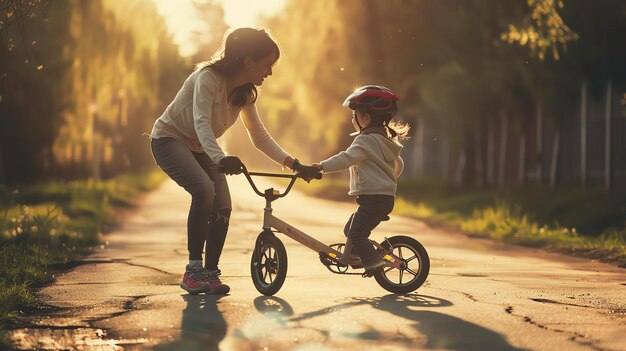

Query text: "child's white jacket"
[320, 127, 404, 196]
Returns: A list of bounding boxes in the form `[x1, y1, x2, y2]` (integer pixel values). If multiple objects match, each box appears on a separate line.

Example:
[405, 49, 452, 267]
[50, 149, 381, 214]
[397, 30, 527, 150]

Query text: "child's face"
[351, 110, 371, 132]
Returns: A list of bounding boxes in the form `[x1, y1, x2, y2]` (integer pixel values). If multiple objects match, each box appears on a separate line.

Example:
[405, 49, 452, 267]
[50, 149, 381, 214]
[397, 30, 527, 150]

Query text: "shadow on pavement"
[254, 294, 527, 351]
[376, 294, 528, 351]
[153, 294, 227, 351]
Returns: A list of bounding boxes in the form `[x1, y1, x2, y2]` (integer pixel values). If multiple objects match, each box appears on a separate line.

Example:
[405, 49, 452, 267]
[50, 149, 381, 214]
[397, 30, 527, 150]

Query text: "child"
[312, 85, 408, 274]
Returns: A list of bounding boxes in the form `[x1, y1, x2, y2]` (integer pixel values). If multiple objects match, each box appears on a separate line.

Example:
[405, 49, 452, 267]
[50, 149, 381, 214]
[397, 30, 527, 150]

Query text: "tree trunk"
[0, 145, 4, 183]
[487, 120, 495, 186]
[604, 80, 612, 192]
[536, 100, 543, 183]
[550, 129, 560, 189]
[363, 0, 386, 83]
[414, 116, 424, 177]
[498, 112, 508, 188]
[442, 134, 450, 182]
[454, 149, 466, 186]
[474, 126, 484, 186]
[580, 82, 587, 187]
[518, 134, 526, 185]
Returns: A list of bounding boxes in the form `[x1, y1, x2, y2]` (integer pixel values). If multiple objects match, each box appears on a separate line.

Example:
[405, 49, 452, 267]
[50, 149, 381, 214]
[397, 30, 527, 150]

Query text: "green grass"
[297, 176, 626, 267]
[0, 169, 167, 333]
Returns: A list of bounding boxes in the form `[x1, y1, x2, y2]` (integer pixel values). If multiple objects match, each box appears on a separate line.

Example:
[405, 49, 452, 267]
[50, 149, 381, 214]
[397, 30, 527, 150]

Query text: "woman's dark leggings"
[151, 137, 231, 270]
[343, 195, 395, 265]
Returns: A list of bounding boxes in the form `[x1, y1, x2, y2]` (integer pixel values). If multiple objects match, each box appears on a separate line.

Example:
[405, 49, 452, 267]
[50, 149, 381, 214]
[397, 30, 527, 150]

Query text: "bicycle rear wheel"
[374, 235, 429, 294]
[250, 232, 288, 296]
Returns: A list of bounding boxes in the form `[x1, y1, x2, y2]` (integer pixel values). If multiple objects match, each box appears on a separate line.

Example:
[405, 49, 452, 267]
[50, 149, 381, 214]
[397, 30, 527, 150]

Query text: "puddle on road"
[10, 327, 149, 350]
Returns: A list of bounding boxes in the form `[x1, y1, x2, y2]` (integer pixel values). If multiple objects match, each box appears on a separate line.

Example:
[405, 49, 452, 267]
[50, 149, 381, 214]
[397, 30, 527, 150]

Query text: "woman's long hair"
[195, 28, 280, 107]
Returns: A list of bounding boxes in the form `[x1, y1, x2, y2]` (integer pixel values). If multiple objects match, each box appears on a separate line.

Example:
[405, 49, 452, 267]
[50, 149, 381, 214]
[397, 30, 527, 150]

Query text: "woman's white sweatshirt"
[150, 68, 290, 165]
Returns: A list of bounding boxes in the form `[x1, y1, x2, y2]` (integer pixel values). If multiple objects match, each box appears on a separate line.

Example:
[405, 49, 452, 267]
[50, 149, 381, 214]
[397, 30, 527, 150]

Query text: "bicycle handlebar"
[239, 164, 322, 199]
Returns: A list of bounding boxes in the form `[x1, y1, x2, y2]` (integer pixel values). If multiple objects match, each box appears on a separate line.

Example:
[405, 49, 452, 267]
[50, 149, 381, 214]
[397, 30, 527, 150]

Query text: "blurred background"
[2, 0, 626, 334]
[1, 0, 625, 192]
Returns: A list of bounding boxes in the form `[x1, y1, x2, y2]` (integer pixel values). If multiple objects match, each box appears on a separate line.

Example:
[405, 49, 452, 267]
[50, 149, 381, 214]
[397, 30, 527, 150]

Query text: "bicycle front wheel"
[374, 235, 430, 294]
[250, 232, 288, 296]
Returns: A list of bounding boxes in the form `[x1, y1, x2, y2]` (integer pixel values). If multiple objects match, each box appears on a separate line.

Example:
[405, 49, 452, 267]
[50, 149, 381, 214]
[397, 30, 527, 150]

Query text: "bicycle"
[239, 165, 430, 296]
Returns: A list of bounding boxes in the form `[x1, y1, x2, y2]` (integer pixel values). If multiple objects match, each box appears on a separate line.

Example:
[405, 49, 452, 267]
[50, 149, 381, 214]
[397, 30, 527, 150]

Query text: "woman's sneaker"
[206, 269, 230, 294]
[181, 264, 210, 294]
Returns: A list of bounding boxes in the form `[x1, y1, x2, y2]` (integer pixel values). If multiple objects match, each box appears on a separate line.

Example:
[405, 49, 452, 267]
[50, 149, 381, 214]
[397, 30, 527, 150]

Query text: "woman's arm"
[241, 103, 293, 168]
[193, 71, 227, 164]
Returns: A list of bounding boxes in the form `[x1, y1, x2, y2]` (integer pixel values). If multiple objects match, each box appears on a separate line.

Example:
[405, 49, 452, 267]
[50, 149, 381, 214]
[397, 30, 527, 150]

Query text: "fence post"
[604, 80, 612, 192]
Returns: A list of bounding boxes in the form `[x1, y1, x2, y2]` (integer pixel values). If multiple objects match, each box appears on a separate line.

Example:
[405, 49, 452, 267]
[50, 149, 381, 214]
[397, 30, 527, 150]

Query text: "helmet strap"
[355, 116, 365, 131]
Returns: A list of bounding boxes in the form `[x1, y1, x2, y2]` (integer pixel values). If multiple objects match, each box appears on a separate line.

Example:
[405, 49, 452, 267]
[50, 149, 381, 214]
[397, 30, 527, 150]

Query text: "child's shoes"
[362, 256, 386, 275]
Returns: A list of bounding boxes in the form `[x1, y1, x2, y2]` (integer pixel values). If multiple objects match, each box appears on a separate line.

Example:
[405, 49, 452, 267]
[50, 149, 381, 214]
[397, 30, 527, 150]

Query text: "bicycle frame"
[241, 167, 403, 269]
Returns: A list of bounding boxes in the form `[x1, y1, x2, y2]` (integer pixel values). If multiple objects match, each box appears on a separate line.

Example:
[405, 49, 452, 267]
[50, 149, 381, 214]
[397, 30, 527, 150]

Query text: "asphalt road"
[7, 175, 626, 351]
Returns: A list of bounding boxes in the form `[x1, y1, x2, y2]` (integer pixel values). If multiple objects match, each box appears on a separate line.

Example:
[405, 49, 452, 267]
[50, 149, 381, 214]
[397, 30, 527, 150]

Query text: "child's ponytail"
[384, 119, 411, 141]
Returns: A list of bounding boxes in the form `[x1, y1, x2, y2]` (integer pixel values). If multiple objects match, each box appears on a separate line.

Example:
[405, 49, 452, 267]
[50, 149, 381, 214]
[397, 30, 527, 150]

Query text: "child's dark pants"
[343, 195, 395, 266]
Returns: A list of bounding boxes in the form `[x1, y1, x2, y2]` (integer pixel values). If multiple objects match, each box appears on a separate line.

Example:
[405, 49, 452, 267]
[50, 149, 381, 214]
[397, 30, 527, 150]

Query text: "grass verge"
[296, 176, 626, 267]
[0, 169, 167, 336]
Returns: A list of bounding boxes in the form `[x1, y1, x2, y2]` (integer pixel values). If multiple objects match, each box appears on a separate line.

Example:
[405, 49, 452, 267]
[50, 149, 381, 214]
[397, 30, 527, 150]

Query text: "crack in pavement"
[504, 306, 606, 351]
[9, 324, 92, 330]
[84, 295, 149, 323]
[461, 292, 479, 302]
[530, 297, 596, 309]
[111, 259, 176, 275]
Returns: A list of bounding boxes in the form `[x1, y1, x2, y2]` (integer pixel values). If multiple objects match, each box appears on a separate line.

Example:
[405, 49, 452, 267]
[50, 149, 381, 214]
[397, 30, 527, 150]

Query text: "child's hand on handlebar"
[291, 159, 322, 182]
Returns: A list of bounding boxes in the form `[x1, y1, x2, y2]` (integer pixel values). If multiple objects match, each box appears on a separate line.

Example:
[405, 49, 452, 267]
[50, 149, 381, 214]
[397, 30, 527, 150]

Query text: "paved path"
[7, 176, 626, 351]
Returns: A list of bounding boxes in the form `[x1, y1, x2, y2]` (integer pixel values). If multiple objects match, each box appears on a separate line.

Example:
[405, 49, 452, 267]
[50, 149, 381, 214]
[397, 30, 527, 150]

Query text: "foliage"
[190, 0, 229, 65]
[299, 177, 626, 266]
[231, 0, 626, 191]
[0, 169, 166, 330]
[502, 0, 579, 61]
[0, 0, 187, 184]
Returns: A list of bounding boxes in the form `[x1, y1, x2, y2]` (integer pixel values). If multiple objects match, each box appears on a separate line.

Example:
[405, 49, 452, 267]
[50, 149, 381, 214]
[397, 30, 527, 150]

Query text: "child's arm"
[394, 156, 404, 178]
[316, 137, 368, 173]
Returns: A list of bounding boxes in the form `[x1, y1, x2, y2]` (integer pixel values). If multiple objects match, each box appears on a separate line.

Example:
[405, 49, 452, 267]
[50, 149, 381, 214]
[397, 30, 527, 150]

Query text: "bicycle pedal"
[361, 269, 379, 278]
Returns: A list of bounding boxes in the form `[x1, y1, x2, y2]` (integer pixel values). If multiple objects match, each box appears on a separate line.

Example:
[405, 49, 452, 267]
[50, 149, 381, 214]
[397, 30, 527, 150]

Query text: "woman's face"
[245, 51, 277, 86]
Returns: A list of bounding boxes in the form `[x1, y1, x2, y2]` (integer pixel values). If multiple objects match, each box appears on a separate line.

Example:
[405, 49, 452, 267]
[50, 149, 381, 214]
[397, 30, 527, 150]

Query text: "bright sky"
[152, 0, 288, 57]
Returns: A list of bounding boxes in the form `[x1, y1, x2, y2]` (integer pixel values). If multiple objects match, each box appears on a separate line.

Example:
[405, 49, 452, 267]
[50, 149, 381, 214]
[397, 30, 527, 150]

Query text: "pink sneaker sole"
[207, 284, 230, 294]
[180, 282, 209, 294]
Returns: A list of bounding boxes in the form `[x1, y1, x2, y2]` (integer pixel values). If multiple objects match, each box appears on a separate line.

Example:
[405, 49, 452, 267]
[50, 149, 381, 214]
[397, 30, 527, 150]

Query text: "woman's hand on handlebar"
[218, 156, 244, 175]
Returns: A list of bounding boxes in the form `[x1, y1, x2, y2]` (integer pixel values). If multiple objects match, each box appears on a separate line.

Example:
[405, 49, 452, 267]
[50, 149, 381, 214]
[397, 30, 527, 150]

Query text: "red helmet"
[342, 85, 399, 115]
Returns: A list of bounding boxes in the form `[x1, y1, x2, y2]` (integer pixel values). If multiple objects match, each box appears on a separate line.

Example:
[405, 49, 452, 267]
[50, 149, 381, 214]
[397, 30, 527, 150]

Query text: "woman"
[150, 28, 317, 295]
